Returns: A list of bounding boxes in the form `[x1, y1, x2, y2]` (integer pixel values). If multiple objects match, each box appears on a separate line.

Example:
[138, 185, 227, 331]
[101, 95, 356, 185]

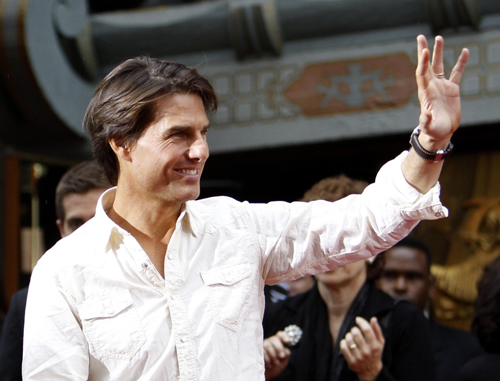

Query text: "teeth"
[177, 169, 197, 175]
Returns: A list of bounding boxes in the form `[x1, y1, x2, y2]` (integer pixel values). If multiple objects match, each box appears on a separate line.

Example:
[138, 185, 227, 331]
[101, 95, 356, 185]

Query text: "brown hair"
[83, 56, 218, 185]
[55, 160, 111, 223]
[301, 174, 368, 202]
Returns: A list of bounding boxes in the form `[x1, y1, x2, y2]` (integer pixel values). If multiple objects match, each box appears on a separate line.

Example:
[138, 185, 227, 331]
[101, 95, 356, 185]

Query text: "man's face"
[57, 188, 107, 237]
[376, 246, 433, 310]
[120, 93, 210, 206]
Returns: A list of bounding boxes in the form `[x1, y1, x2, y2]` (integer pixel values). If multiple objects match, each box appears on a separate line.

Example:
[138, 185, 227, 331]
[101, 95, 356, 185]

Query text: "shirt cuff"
[374, 150, 448, 221]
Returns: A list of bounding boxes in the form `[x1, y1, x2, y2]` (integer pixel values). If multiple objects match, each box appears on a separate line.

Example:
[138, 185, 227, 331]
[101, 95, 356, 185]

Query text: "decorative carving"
[284, 54, 416, 117]
[431, 196, 500, 327]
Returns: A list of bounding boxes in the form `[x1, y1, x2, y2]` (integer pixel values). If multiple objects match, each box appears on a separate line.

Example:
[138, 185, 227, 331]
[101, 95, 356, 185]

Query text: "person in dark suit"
[457, 255, 500, 381]
[263, 176, 436, 381]
[0, 161, 110, 381]
[375, 237, 484, 381]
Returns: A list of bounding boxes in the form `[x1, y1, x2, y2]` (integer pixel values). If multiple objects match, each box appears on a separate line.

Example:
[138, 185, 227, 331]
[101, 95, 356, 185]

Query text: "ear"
[56, 219, 65, 238]
[109, 139, 132, 162]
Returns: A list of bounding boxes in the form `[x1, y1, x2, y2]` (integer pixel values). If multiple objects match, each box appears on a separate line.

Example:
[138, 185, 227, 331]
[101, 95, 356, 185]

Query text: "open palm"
[416, 35, 469, 143]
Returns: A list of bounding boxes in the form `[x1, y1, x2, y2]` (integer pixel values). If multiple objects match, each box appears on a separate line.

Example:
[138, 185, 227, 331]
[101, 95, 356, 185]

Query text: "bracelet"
[409, 127, 453, 163]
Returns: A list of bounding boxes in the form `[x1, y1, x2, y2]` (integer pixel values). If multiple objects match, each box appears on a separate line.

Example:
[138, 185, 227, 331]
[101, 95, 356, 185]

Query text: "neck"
[110, 184, 182, 240]
[317, 275, 366, 318]
[318, 274, 366, 345]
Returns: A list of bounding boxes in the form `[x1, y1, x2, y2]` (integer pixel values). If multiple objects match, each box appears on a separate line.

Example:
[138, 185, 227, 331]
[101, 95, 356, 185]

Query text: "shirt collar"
[182, 200, 203, 238]
[93, 187, 121, 252]
[94, 187, 202, 251]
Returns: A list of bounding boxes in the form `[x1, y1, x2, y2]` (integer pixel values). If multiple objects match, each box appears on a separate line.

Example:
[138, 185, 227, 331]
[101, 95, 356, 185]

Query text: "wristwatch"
[409, 127, 453, 163]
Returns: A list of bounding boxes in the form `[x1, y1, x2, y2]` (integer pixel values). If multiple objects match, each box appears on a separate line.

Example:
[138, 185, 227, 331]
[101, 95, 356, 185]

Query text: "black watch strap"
[409, 127, 453, 163]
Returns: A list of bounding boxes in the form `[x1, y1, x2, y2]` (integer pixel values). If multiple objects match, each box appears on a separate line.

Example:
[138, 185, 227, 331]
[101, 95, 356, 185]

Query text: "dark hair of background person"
[83, 56, 218, 185]
[300, 174, 384, 279]
[392, 236, 432, 271]
[472, 255, 500, 353]
[373, 236, 432, 279]
[55, 160, 111, 223]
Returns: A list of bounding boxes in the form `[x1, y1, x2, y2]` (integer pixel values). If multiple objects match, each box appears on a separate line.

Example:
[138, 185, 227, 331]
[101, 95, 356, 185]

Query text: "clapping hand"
[340, 316, 385, 381]
[263, 331, 291, 380]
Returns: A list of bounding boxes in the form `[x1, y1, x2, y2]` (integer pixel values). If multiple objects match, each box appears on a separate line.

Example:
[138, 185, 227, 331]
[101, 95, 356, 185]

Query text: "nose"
[394, 275, 408, 294]
[188, 135, 209, 162]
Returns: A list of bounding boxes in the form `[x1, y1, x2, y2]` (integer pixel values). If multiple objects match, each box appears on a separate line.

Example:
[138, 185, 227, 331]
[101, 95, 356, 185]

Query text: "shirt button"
[141, 263, 148, 269]
[180, 337, 186, 342]
[167, 253, 174, 260]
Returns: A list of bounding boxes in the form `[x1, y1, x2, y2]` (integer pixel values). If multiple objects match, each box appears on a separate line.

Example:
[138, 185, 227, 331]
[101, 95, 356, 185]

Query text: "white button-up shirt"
[23, 152, 447, 380]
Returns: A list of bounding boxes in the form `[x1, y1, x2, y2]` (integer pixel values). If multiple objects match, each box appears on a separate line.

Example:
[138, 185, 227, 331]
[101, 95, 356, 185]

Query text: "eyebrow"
[165, 124, 211, 133]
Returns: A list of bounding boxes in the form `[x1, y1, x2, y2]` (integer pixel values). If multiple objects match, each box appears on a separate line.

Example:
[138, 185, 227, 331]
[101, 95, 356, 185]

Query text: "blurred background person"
[375, 237, 483, 381]
[0, 161, 110, 381]
[457, 255, 500, 381]
[263, 175, 436, 381]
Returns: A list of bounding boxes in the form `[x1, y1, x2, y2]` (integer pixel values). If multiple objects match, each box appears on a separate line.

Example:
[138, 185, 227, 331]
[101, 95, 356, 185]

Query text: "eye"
[66, 218, 85, 232]
[382, 271, 398, 280]
[407, 272, 424, 281]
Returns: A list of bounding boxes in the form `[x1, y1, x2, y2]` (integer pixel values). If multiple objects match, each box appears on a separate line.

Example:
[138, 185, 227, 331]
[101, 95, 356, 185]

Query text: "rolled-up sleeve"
[250, 151, 447, 284]
[23, 258, 89, 380]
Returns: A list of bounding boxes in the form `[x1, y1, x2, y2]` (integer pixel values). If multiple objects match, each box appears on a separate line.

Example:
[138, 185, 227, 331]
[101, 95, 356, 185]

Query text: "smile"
[176, 169, 198, 175]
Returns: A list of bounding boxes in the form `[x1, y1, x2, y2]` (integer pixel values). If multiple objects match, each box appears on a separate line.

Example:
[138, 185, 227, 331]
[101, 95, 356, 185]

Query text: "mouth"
[175, 168, 200, 176]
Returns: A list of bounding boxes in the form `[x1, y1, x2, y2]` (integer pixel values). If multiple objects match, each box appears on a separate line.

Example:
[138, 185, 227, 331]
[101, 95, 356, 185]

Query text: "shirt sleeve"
[245, 151, 448, 284]
[22, 258, 89, 380]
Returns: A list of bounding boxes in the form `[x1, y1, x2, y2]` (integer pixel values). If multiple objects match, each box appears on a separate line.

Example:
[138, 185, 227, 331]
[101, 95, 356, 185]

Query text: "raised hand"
[416, 35, 469, 148]
[340, 316, 385, 381]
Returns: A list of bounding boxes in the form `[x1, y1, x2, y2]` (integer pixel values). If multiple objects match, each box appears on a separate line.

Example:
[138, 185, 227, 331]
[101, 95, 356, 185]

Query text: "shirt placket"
[164, 220, 198, 381]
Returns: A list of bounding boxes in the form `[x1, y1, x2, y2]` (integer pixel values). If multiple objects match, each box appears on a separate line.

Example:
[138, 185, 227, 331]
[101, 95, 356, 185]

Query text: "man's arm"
[402, 35, 469, 194]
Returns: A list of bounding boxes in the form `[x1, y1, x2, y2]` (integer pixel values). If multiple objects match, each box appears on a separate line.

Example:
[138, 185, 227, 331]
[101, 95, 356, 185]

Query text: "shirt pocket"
[77, 290, 146, 361]
[201, 262, 252, 331]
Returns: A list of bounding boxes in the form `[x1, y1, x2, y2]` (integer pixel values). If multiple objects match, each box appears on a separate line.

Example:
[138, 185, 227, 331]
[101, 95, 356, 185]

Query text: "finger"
[419, 110, 432, 131]
[276, 331, 292, 345]
[370, 317, 385, 344]
[449, 48, 470, 85]
[431, 35, 444, 75]
[264, 340, 279, 363]
[355, 316, 376, 346]
[417, 34, 428, 61]
[340, 339, 356, 364]
[345, 332, 361, 358]
[416, 37, 431, 89]
[350, 327, 368, 357]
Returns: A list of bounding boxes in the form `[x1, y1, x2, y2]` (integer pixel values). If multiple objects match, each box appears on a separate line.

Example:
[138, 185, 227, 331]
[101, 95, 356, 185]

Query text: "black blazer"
[457, 352, 500, 381]
[430, 319, 484, 381]
[0, 287, 28, 381]
[263, 281, 436, 381]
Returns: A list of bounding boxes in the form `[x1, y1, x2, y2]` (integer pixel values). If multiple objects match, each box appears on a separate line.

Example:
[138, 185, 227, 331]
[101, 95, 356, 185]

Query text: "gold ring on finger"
[434, 72, 445, 79]
[349, 343, 357, 350]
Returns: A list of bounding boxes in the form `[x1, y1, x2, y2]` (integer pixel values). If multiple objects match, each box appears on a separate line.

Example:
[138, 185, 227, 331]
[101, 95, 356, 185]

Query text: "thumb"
[419, 111, 432, 131]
